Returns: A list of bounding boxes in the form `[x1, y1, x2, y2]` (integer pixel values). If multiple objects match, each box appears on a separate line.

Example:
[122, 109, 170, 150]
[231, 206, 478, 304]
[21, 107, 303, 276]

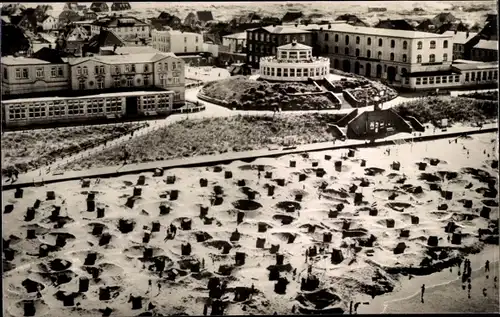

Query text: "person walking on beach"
[494, 276, 497, 289]
[485, 260, 490, 272]
[420, 284, 425, 303]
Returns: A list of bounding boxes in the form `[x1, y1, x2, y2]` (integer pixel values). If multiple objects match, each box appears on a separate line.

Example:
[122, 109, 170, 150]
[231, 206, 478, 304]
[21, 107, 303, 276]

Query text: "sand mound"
[272, 232, 298, 243]
[296, 289, 342, 310]
[323, 188, 350, 199]
[232, 200, 262, 211]
[123, 246, 164, 258]
[461, 167, 496, 183]
[386, 202, 414, 211]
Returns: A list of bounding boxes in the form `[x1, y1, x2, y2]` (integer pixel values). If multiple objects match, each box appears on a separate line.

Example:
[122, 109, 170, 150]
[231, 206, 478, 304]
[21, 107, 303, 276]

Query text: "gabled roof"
[282, 11, 304, 23]
[278, 42, 311, 50]
[1, 56, 51, 66]
[69, 52, 177, 66]
[431, 12, 456, 27]
[473, 40, 498, 50]
[93, 15, 148, 27]
[101, 45, 162, 55]
[223, 32, 247, 40]
[374, 19, 415, 31]
[41, 15, 55, 22]
[88, 29, 125, 50]
[196, 11, 213, 22]
[452, 61, 498, 71]
[90, 2, 109, 12]
[443, 31, 477, 45]
[32, 47, 75, 63]
[247, 25, 311, 34]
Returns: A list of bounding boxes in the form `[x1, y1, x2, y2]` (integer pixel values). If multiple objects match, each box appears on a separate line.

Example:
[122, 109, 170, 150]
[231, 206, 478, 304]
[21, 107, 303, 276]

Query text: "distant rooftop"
[323, 23, 452, 39]
[100, 46, 162, 55]
[443, 31, 478, 45]
[68, 52, 177, 65]
[1, 56, 51, 66]
[278, 42, 311, 50]
[223, 32, 247, 40]
[247, 25, 311, 34]
[452, 61, 498, 71]
[473, 40, 498, 50]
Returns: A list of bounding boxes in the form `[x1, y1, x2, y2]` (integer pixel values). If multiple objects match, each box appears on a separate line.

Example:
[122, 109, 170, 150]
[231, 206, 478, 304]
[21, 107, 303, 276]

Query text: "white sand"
[2, 132, 498, 316]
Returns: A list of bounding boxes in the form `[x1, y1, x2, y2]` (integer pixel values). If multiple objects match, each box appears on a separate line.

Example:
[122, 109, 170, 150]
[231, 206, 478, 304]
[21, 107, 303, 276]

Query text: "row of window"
[279, 51, 310, 60]
[262, 66, 328, 78]
[10, 66, 64, 80]
[159, 76, 181, 86]
[324, 34, 448, 50]
[416, 75, 461, 85]
[327, 46, 449, 63]
[464, 70, 498, 82]
[250, 32, 307, 44]
[111, 26, 147, 32]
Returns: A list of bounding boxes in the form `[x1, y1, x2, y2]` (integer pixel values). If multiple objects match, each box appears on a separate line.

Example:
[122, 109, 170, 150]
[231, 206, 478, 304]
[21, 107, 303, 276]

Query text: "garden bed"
[2, 122, 146, 176]
[393, 96, 498, 126]
[63, 113, 345, 171]
[200, 76, 340, 110]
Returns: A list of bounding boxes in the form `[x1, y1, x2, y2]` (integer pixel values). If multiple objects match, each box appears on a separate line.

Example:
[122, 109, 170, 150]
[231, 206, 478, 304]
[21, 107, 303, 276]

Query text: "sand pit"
[3, 132, 499, 316]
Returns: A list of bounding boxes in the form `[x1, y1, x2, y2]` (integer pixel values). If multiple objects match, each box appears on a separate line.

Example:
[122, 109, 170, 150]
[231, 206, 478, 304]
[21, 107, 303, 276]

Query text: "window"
[345, 35, 349, 45]
[325, 33, 329, 41]
[77, 67, 82, 75]
[115, 66, 120, 74]
[494, 71, 498, 80]
[402, 54, 407, 62]
[356, 36, 360, 44]
[184, 36, 187, 43]
[144, 64, 149, 72]
[95, 65, 99, 74]
[429, 54, 435, 63]
[296, 68, 302, 77]
[442, 53, 448, 62]
[335, 34, 339, 42]
[79, 81, 85, 90]
[3, 68, 7, 80]
[430, 41, 436, 49]
[285, 35, 290, 43]
[422, 77, 428, 85]
[378, 51, 382, 59]
[334, 46, 338, 53]
[482, 72, 487, 80]
[97, 79, 104, 89]
[417, 55, 422, 63]
[465, 73, 470, 82]
[471, 72, 475, 81]
[83, 67, 88, 75]
[114, 78, 120, 87]
[289, 52, 297, 59]
[281, 51, 287, 59]
[442, 76, 447, 83]
[443, 40, 448, 49]
[355, 49, 360, 57]
[283, 68, 288, 77]
[367, 50, 371, 58]
[390, 40, 395, 48]
[455, 75, 460, 82]
[277, 68, 281, 76]
[436, 77, 441, 84]
[417, 41, 422, 49]
[316, 68, 320, 76]
[184, 46, 187, 52]
[51, 67, 57, 77]
[367, 37, 371, 45]
[403, 41, 407, 50]
[131, 64, 135, 72]
[378, 39, 382, 47]
[416, 78, 421, 85]
[345, 47, 349, 55]
[36, 68, 44, 78]
[429, 77, 434, 84]
[390, 53, 394, 61]
[477, 72, 481, 81]
[290, 69, 295, 77]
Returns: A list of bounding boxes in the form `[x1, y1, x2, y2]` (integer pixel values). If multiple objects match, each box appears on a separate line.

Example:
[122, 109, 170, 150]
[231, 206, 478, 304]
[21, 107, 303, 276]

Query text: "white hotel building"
[311, 23, 459, 89]
[259, 41, 330, 81]
[151, 30, 204, 54]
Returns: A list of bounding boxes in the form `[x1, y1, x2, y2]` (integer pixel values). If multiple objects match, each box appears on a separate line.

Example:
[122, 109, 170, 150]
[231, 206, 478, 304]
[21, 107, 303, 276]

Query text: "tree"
[1, 24, 30, 56]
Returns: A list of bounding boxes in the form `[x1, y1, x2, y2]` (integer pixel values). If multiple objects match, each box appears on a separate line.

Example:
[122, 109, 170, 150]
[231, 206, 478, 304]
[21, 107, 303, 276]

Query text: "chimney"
[466, 30, 470, 38]
[113, 44, 117, 52]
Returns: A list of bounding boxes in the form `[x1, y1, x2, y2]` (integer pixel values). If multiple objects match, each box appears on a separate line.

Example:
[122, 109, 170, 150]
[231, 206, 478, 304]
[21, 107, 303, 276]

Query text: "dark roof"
[374, 19, 415, 31]
[32, 47, 75, 63]
[282, 11, 304, 23]
[87, 29, 125, 52]
[93, 16, 148, 27]
[90, 2, 109, 12]
[111, 2, 132, 11]
[405, 69, 458, 77]
[436, 22, 469, 34]
[196, 11, 214, 22]
[431, 12, 457, 27]
[335, 14, 368, 27]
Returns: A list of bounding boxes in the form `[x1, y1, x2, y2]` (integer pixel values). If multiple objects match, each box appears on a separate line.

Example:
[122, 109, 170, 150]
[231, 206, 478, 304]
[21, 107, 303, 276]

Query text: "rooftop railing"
[260, 56, 330, 64]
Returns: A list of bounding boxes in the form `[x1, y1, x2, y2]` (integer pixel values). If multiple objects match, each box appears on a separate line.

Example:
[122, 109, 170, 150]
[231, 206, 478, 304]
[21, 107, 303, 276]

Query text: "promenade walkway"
[4, 121, 497, 191]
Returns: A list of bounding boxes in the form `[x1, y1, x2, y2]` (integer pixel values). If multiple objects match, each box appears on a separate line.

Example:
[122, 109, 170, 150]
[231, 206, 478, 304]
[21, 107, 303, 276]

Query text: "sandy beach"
[2, 132, 498, 316]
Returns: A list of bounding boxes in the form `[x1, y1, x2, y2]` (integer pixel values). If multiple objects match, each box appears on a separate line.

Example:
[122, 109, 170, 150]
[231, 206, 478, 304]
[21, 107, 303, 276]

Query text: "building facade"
[444, 31, 478, 60]
[222, 32, 247, 53]
[151, 29, 203, 54]
[41, 15, 57, 31]
[1, 57, 69, 96]
[259, 41, 329, 81]
[246, 25, 313, 68]
[91, 15, 150, 40]
[313, 23, 454, 89]
[471, 40, 498, 62]
[68, 53, 185, 102]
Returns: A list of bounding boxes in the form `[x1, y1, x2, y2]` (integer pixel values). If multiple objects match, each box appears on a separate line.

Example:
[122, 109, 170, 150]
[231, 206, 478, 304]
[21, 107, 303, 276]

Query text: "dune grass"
[64, 113, 345, 171]
[2, 123, 146, 175]
[393, 96, 498, 126]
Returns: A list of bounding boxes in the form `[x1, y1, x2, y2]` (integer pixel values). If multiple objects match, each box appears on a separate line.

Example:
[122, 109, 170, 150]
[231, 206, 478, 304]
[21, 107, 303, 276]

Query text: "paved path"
[4, 122, 497, 190]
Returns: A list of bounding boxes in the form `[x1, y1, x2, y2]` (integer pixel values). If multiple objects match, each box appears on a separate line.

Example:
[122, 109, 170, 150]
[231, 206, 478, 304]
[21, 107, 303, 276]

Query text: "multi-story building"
[1, 57, 69, 96]
[151, 29, 203, 54]
[259, 41, 330, 82]
[91, 15, 150, 40]
[41, 15, 57, 31]
[222, 32, 247, 53]
[68, 53, 185, 102]
[471, 40, 498, 62]
[246, 25, 313, 68]
[444, 31, 478, 60]
[313, 23, 454, 89]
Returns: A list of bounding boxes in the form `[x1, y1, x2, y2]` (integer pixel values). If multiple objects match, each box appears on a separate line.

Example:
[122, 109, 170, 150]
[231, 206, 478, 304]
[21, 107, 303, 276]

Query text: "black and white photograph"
[1, 1, 499, 316]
